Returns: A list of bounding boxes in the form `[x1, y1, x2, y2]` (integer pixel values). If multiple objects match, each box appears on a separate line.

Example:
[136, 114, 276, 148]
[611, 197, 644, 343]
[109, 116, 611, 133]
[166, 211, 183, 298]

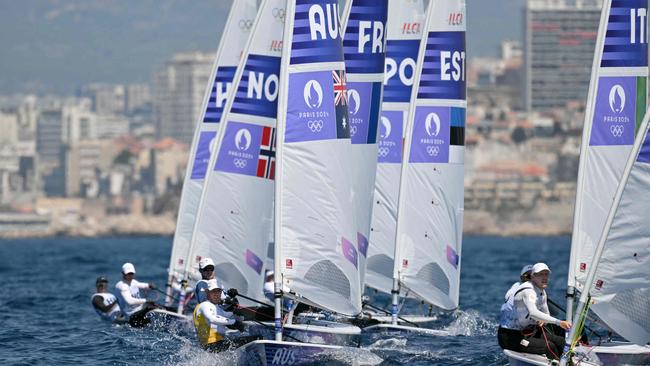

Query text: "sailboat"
[504, 0, 650, 364]
[163, 0, 257, 315]
[363, 0, 437, 325]
[363, 0, 466, 335]
[233, 0, 385, 364]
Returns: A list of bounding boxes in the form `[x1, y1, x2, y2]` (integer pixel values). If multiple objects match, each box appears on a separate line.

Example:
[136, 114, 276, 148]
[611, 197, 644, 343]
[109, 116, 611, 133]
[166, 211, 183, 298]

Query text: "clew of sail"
[187, 0, 285, 306]
[340, 0, 388, 289]
[365, 0, 426, 296]
[568, 0, 648, 300]
[167, 0, 257, 283]
[275, 0, 362, 316]
[393, 0, 466, 311]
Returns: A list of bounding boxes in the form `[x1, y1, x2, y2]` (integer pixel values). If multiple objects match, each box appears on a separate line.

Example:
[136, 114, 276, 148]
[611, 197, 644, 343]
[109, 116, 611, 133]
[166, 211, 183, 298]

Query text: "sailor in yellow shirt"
[193, 279, 258, 352]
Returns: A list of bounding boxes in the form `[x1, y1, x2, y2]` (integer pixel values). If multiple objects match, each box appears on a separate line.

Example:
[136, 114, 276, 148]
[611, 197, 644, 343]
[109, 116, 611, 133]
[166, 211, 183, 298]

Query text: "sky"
[0, 0, 524, 94]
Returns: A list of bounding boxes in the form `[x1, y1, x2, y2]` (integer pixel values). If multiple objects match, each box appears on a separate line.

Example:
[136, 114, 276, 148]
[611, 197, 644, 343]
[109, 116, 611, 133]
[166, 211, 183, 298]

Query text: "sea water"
[0, 235, 571, 365]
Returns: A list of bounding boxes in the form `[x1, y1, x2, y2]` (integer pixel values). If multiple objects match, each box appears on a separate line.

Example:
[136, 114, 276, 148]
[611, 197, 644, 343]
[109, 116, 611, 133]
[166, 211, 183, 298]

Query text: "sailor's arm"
[521, 290, 561, 325]
[202, 305, 235, 327]
[133, 279, 152, 290]
[92, 295, 117, 312]
[117, 284, 146, 306]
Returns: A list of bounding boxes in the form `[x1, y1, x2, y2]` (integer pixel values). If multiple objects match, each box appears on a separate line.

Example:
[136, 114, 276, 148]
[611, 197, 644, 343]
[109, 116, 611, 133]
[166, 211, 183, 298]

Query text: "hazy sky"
[0, 0, 524, 94]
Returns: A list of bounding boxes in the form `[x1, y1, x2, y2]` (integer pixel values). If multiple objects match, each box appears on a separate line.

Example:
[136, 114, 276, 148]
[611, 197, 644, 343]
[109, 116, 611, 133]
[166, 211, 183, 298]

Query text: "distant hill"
[0, 0, 523, 94]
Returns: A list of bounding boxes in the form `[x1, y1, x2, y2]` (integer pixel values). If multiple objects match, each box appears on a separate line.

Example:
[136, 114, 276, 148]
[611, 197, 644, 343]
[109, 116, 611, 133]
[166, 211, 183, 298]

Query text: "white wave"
[443, 309, 497, 336]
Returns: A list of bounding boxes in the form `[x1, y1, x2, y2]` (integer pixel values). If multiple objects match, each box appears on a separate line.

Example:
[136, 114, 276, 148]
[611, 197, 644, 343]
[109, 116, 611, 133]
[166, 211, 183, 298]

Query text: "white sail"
[340, 0, 388, 289]
[167, 0, 257, 281]
[393, 0, 466, 310]
[568, 0, 648, 298]
[365, 0, 426, 296]
[275, 0, 362, 316]
[188, 0, 285, 305]
[581, 110, 650, 346]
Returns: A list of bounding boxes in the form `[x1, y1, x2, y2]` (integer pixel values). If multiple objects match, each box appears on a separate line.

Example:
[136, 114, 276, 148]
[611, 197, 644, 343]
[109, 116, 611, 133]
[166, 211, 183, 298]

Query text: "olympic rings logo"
[233, 158, 248, 169]
[239, 19, 253, 30]
[307, 120, 323, 133]
[426, 145, 440, 156]
[273, 7, 286, 23]
[350, 125, 357, 136]
[378, 147, 390, 157]
[610, 125, 624, 137]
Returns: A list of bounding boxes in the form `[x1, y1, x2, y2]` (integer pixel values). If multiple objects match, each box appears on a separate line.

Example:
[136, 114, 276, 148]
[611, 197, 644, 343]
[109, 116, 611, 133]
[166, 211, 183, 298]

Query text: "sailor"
[193, 280, 256, 352]
[91, 276, 126, 324]
[263, 270, 293, 310]
[504, 264, 533, 300]
[115, 262, 157, 327]
[195, 258, 221, 303]
[497, 262, 571, 360]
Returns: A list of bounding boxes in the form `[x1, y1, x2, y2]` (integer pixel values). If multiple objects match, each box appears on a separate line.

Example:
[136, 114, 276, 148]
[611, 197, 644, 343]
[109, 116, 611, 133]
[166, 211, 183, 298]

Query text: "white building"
[153, 51, 213, 144]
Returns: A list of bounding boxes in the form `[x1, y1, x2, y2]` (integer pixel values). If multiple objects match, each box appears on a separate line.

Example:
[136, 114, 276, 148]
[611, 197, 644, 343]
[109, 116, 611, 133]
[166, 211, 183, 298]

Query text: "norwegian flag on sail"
[256, 126, 276, 180]
[333, 70, 350, 139]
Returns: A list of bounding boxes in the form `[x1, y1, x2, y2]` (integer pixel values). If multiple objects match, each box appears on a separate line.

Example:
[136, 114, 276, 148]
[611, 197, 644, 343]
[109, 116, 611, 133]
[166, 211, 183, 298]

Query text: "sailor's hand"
[537, 321, 545, 327]
[149, 283, 156, 290]
[559, 320, 572, 330]
[226, 288, 238, 298]
[233, 319, 246, 332]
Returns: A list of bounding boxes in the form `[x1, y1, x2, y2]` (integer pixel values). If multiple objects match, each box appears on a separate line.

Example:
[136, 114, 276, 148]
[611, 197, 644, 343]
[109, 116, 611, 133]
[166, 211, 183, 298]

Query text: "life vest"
[92, 292, 121, 321]
[499, 282, 533, 330]
[193, 303, 224, 346]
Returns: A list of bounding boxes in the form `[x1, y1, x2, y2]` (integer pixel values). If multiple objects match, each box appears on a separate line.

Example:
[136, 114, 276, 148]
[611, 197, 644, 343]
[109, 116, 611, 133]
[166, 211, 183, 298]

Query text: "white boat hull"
[504, 342, 650, 366]
[235, 340, 382, 366]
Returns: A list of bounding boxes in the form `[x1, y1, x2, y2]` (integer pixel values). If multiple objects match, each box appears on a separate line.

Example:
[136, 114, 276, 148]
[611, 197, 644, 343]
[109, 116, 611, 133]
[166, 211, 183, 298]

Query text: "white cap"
[199, 257, 215, 270]
[265, 270, 274, 277]
[206, 279, 222, 291]
[520, 264, 533, 276]
[532, 262, 551, 274]
[122, 262, 136, 274]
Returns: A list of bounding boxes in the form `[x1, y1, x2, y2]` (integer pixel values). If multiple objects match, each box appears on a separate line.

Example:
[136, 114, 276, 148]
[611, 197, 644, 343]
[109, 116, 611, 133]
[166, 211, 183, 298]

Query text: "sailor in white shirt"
[91, 276, 126, 323]
[115, 262, 156, 327]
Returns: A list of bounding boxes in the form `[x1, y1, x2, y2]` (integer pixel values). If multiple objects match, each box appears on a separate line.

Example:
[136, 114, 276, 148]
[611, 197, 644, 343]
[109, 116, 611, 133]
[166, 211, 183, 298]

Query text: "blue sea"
[0, 235, 572, 365]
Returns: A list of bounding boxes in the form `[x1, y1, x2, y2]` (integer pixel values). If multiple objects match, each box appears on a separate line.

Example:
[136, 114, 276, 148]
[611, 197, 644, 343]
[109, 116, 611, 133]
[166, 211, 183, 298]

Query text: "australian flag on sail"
[256, 126, 276, 180]
[204, 67, 237, 123]
[333, 70, 350, 139]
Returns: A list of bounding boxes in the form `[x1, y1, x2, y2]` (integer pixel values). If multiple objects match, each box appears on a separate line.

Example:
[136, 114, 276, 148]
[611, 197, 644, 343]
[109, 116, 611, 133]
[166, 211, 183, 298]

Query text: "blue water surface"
[0, 235, 571, 365]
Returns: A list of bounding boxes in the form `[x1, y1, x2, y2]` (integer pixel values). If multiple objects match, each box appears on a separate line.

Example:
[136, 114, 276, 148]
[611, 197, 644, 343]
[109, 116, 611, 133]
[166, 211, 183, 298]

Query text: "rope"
[540, 325, 560, 361]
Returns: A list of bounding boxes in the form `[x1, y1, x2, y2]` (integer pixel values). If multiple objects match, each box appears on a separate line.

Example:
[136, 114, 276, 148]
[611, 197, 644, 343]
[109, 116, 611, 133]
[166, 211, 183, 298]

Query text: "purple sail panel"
[383, 40, 420, 103]
[204, 66, 237, 123]
[446, 245, 459, 269]
[601, 0, 648, 68]
[349, 81, 382, 144]
[285, 71, 337, 143]
[341, 236, 358, 269]
[409, 106, 450, 163]
[342, 0, 388, 74]
[589, 76, 636, 146]
[245, 249, 263, 275]
[378, 110, 403, 164]
[214, 121, 263, 177]
[290, 0, 344, 65]
[191, 131, 217, 180]
[418, 31, 466, 101]
[357, 232, 368, 258]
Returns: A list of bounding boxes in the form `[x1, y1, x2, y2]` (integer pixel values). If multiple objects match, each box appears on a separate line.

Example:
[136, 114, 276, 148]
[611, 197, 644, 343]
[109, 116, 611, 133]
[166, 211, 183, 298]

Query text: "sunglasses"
[201, 267, 215, 272]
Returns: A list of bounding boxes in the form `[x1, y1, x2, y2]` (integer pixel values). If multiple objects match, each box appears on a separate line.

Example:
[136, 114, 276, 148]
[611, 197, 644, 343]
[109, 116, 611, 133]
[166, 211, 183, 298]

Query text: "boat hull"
[362, 323, 450, 336]
[236, 340, 382, 366]
[247, 321, 362, 347]
[504, 343, 650, 366]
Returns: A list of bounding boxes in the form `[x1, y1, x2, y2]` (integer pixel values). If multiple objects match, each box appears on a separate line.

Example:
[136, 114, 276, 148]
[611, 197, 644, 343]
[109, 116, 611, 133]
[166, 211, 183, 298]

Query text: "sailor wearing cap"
[504, 264, 533, 301]
[195, 258, 221, 303]
[193, 279, 253, 352]
[115, 262, 156, 327]
[499, 264, 533, 330]
[497, 263, 571, 361]
[91, 276, 125, 323]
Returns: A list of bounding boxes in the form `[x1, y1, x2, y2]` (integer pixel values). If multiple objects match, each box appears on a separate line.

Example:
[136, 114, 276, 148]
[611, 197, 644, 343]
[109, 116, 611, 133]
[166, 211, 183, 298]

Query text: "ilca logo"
[233, 129, 252, 168]
[303, 80, 325, 132]
[424, 112, 441, 156]
[239, 18, 253, 31]
[347, 89, 361, 136]
[378, 116, 392, 158]
[608, 84, 626, 137]
[272, 7, 285, 23]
